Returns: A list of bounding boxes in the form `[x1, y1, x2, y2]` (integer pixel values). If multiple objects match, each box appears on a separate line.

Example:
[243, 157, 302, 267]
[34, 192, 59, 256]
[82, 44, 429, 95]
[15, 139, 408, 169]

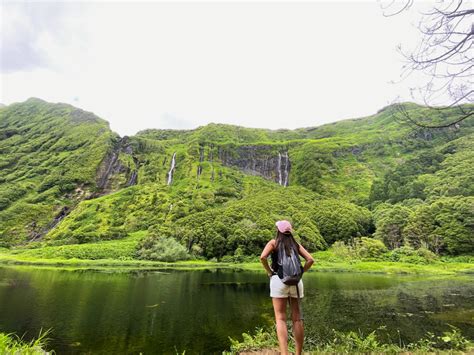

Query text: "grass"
[0, 254, 234, 271]
[10, 231, 146, 260]
[225, 326, 474, 354]
[0, 245, 472, 275]
[240, 260, 474, 275]
[1, 231, 472, 274]
[0, 329, 52, 354]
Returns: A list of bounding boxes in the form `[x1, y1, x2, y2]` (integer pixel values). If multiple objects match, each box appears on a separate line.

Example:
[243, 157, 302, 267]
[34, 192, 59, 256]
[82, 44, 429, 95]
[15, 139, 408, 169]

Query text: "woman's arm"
[260, 239, 276, 277]
[299, 244, 315, 273]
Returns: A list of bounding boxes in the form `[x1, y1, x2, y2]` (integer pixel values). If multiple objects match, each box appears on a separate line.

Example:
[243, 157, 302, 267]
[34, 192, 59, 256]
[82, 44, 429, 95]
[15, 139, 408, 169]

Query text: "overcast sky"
[1, 1, 435, 136]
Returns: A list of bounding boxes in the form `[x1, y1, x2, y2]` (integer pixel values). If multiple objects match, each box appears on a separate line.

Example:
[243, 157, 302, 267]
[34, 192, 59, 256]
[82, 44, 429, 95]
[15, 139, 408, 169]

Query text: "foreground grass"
[3, 327, 472, 354]
[225, 326, 474, 354]
[0, 330, 52, 354]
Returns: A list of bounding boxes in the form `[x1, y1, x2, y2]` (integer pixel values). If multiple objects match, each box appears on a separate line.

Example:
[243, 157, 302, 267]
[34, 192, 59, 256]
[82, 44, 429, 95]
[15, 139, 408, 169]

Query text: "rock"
[96, 136, 139, 192]
[218, 145, 291, 186]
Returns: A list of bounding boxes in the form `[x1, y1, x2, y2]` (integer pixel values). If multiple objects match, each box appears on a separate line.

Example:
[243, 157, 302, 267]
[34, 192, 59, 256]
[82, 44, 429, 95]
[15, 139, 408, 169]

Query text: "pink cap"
[275, 220, 292, 234]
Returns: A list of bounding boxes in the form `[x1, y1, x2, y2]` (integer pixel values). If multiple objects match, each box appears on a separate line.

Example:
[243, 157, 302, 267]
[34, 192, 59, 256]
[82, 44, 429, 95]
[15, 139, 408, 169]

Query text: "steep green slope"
[0, 98, 116, 245]
[0, 99, 472, 258]
[135, 103, 472, 205]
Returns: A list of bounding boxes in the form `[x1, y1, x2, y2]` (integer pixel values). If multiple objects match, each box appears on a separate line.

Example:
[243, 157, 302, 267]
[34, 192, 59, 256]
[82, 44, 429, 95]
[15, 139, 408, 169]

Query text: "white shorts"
[270, 275, 304, 298]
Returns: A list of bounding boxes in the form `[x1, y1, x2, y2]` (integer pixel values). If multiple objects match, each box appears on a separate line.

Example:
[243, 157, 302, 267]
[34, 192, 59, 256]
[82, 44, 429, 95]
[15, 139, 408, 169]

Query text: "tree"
[373, 204, 412, 249]
[404, 196, 474, 255]
[383, 0, 473, 128]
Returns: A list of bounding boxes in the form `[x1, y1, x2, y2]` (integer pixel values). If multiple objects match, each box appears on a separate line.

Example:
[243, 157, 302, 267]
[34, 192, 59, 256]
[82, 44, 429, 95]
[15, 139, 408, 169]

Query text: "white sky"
[1, 1, 436, 136]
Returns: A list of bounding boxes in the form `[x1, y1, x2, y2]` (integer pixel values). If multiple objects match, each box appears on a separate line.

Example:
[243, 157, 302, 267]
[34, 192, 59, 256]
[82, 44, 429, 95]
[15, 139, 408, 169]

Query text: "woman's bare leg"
[290, 297, 304, 355]
[272, 297, 289, 355]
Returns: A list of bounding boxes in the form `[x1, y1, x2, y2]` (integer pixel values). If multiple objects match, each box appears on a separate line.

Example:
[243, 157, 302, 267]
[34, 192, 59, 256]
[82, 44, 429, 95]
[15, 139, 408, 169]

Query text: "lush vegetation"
[146, 187, 372, 259]
[0, 98, 116, 246]
[1, 242, 472, 275]
[226, 325, 473, 354]
[373, 197, 473, 255]
[0, 99, 472, 264]
[0, 330, 52, 354]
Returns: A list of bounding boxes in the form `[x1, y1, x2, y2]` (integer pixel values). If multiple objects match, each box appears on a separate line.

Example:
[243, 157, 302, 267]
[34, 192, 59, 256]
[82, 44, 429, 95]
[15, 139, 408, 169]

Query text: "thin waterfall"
[197, 146, 204, 177]
[276, 151, 289, 187]
[127, 170, 138, 186]
[277, 152, 282, 185]
[209, 144, 214, 182]
[126, 156, 139, 186]
[199, 147, 204, 162]
[167, 152, 176, 185]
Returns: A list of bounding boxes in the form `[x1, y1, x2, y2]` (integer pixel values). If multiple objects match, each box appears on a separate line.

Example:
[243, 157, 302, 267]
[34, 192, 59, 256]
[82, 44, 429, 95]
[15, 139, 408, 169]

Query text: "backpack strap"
[296, 283, 304, 321]
[289, 283, 304, 321]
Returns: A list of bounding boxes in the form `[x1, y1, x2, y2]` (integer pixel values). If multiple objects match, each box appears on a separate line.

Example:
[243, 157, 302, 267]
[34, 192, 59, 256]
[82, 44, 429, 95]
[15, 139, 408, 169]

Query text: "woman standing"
[260, 220, 314, 355]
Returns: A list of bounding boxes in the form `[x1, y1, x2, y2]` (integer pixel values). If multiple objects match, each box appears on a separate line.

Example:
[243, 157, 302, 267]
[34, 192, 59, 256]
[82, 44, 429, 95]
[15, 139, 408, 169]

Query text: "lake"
[0, 266, 473, 354]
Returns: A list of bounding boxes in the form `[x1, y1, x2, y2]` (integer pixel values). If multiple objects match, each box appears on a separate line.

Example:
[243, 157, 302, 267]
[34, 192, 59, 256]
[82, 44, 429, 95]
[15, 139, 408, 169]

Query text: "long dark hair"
[275, 231, 299, 256]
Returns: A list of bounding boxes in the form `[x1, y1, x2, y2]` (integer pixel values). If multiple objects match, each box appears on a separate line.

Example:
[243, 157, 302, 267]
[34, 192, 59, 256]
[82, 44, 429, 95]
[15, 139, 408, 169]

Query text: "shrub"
[329, 241, 358, 260]
[385, 246, 438, 264]
[437, 325, 470, 350]
[227, 328, 277, 353]
[136, 233, 189, 262]
[329, 238, 387, 260]
[355, 237, 387, 259]
[373, 204, 411, 249]
[415, 246, 439, 262]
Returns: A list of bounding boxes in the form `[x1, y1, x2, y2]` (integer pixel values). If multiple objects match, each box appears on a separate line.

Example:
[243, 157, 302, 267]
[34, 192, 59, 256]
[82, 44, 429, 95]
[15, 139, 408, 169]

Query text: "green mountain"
[0, 98, 472, 257]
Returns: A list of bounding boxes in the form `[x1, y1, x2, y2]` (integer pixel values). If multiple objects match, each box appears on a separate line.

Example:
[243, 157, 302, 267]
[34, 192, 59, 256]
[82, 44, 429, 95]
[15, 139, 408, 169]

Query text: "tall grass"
[0, 329, 53, 354]
[226, 326, 473, 354]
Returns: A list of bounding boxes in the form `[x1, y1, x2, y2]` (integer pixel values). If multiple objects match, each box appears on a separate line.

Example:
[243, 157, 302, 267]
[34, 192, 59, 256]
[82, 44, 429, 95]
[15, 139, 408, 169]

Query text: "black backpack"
[277, 242, 303, 286]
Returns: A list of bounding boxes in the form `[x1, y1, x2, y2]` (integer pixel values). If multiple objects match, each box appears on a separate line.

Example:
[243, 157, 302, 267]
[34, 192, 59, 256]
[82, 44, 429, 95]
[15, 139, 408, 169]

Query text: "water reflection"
[302, 274, 474, 344]
[0, 267, 472, 354]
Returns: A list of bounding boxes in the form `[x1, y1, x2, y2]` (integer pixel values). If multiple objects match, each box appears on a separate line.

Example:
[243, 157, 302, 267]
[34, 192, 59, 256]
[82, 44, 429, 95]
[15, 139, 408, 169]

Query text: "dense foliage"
[0, 99, 472, 260]
[147, 187, 372, 259]
[0, 98, 115, 245]
[373, 197, 474, 255]
[227, 326, 472, 354]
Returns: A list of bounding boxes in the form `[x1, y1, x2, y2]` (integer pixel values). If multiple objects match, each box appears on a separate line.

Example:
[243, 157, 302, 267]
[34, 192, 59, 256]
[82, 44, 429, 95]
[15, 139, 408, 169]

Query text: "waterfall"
[277, 153, 282, 185]
[97, 139, 122, 189]
[209, 144, 214, 182]
[197, 146, 204, 177]
[127, 170, 138, 186]
[127, 156, 139, 186]
[29, 206, 70, 242]
[167, 152, 176, 185]
[276, 151, 289, 187]
[199, 147, 204, 162]
[283, 152, 289, 187]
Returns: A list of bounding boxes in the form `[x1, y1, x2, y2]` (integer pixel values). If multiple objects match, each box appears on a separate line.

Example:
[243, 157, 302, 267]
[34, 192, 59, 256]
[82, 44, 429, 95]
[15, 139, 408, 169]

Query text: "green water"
[0, 267, 473, 354]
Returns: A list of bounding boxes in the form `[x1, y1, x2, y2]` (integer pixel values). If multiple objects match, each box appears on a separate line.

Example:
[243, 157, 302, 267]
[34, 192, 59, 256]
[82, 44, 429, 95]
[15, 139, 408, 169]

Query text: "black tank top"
[271, 247, 279, 273]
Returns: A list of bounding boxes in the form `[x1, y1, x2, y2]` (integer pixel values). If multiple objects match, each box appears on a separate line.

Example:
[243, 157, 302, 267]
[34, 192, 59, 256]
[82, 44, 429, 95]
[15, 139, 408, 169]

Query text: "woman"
[260, 220, 314, 355]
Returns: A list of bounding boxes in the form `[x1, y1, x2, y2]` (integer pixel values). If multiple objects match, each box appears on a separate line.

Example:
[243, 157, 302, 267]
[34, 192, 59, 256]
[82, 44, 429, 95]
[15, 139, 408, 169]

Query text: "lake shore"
[0, 251, 473, 275]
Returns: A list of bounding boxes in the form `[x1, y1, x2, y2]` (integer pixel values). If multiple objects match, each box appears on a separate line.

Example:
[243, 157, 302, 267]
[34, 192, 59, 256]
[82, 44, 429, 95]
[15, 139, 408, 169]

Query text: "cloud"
[0, 2, 81, 72]
[0, 1, 434, 136]
[160, 112, 196, 130]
